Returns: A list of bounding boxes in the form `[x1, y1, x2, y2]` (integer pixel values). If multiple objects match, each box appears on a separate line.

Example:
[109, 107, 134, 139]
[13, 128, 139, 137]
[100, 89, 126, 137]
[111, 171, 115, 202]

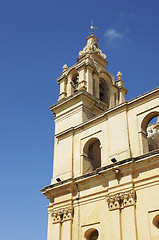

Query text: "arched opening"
[147, 116, 159, 151]
[84, 228, 99, 240]
[141, 112, 159, 153]
[83, 138, 101, 174]
[99, 78, 109, 106]
[71, 72, 79, 93]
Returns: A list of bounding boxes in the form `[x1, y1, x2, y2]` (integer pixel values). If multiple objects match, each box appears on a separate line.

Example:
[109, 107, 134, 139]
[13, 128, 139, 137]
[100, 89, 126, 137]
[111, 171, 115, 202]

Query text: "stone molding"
[50, 206, 74, 224]
[106, 189, 136, 211]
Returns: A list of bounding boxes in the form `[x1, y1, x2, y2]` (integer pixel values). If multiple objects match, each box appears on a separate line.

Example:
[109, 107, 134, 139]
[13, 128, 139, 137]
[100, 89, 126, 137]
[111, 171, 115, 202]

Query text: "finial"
[117, 71, 122, 81]
[88, 19, 98, 35]
[116, 71, 124, 87]
[62, 64, 68, 73]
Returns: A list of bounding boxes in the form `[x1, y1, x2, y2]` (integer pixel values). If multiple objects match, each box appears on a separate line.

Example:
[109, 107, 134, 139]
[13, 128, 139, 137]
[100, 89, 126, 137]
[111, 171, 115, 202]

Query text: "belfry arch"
[141, 111, 159, 153]
[99, 78, 109, 106]
[83, 138, 101, 174]
[67, 68, 79, 95]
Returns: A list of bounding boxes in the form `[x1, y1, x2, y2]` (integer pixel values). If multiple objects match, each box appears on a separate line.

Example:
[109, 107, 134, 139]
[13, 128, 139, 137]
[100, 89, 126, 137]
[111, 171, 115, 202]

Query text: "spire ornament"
[79, 33, 106, 59]
[88, 20, 98, 35]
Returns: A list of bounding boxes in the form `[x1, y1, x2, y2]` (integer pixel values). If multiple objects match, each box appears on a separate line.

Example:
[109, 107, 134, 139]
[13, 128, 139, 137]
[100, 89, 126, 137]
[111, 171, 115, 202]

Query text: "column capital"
[50, 206, 74, 224]
[62, 207, 74, 222]
[106, 189, 136, 211]
[51, 210, 62, 224]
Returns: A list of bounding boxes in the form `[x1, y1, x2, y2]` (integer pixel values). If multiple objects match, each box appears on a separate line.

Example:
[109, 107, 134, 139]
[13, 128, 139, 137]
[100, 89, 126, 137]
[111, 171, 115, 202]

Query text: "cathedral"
[41, 33, 159, 240]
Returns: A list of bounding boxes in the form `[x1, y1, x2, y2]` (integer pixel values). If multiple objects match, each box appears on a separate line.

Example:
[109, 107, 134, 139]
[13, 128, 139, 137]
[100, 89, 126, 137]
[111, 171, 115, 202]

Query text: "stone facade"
[41, 34, 159, 240]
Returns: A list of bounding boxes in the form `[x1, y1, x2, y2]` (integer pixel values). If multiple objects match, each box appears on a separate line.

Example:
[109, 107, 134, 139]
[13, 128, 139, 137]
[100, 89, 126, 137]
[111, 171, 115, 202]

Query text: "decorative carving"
[106, 194, 121, 210]
[51, 210, 62, 223]
[117, 71, 122, 81]
[121, 189, 136, 207]
[106, 189, 136, 211]
[79, 35, 106, 60]
[62, 207, 74, 221]
[62, 64, 68, 73]
[51, 207, 73, 224]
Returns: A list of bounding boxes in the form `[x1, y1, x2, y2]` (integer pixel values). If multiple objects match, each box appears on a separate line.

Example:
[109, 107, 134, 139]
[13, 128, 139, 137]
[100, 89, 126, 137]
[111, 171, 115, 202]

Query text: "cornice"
[127, 86, 159, 108]
[41, 149, 159, 197]
[49, 89, 107, 113]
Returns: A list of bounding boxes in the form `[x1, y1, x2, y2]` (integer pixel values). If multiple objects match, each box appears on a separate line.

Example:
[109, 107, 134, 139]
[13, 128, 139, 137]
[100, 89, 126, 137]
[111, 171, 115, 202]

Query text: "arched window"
[83, 138, 101, 174]
[141, 112, 159, 153]
[99, 78, 109, 106]
[84, 228, 99, 240]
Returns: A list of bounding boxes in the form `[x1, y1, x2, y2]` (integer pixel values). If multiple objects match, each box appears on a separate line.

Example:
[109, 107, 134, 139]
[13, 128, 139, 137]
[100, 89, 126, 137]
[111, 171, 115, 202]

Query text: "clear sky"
[0, 0, 159, 239]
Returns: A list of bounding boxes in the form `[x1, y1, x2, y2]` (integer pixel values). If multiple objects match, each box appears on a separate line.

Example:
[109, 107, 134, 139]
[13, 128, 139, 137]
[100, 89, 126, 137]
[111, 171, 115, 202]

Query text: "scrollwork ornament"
[79, 35, 106, 60]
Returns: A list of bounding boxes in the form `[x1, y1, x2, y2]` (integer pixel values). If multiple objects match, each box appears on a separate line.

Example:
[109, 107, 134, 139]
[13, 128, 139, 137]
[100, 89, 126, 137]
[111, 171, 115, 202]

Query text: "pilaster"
[50, 207, 74, 240]
[78, 67, 87, 90]
[106, 189, 137, 240]
[106, 194, 121, 240]
[67, 75, 73, 97]
[93, 73, 99, 98]
[86, 66, 94, 95]
[58, 76, 67, 101]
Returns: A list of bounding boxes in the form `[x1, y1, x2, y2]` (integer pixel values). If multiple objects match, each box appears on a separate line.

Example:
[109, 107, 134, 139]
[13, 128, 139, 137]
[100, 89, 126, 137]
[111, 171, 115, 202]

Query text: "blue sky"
[0, 0, 159, 239]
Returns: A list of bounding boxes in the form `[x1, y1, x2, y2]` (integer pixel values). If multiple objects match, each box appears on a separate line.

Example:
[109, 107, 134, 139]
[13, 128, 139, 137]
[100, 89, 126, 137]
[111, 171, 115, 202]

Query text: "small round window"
[84, 228, 99, 240]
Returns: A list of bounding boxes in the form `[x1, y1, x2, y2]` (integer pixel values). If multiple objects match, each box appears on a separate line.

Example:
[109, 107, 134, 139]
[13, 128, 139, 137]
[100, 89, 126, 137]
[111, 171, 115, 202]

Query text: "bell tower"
[49, 33, 127, 184]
